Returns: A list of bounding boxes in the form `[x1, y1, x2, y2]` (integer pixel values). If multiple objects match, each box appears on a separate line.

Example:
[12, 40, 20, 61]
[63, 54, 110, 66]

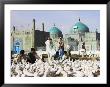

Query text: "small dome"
[48, 26, 62, 35]
[70, 19, 89, 33]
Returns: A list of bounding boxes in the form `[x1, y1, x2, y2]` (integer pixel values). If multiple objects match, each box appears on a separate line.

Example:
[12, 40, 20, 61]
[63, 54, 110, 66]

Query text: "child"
[54, 51, 60, 60]
[62, 51, 68, 60]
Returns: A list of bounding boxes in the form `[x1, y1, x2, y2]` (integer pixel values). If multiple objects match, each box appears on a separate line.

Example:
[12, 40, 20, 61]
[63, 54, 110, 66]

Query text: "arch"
[13, 39, 23, 54]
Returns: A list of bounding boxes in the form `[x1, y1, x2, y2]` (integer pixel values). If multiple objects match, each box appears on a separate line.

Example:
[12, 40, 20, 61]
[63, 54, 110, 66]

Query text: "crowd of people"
[11, 37, 100, 77]
[45, 37, 65, 59]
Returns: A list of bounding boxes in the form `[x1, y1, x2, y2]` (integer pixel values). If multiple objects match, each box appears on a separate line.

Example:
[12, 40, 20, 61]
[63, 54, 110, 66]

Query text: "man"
[57, 37, 64, 59]
[66, 44, 71, 58]
[45, 38, 55, 63]
[45, 37, 54, 52]
[14, 50, 27, 64]
[27, 48, 40, 64]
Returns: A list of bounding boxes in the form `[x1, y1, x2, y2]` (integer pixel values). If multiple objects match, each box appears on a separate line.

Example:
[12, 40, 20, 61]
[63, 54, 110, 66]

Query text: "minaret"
[32, 19, 35, 48]
[12, 26, 15, 52]
[42, 22, 45, 46]
[13, 26, 15, 32]
[42, 22, 44, 32]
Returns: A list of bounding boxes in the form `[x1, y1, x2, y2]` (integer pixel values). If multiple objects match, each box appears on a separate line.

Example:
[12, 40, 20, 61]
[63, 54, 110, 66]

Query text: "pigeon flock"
[11, 57, 100, 77]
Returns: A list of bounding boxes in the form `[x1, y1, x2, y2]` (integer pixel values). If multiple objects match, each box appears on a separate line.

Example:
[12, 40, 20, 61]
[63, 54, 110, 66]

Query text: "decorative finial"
[54, 23, 55, 26]
[79, 17, 80, 21]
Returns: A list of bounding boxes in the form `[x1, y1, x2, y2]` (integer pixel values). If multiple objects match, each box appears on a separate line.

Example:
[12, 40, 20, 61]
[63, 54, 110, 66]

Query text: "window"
[16, 42, 20, 45]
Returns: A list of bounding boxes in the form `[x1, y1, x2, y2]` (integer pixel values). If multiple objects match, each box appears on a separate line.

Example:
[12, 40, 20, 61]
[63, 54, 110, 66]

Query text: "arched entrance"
[14, 39, 23, 54]
[14, 42, 20, 54]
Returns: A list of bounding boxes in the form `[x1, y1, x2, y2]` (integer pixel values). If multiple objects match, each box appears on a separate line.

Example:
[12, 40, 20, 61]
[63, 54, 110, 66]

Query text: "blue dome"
[71, 21, 89, 33]
[48, 26, 62, 34]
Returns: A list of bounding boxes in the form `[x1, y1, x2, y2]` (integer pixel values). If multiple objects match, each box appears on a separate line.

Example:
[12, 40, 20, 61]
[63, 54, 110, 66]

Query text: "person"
[45, 37, 53, 52]
[11, 51, 14, 64]
[57, 37, 64, 59]
[45, 38, 55, 63]
[16, 50, 27, 63]
[66, 44, 71, 58]
[27, 48, 40, 64]
[54, 51, 60, 60]
[62, 51, 68, 61]
[80, 42, 86, 58]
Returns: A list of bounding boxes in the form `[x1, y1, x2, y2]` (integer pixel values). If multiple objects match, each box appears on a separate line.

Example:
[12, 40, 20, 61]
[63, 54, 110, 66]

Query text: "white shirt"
[45, 40, 51, 52]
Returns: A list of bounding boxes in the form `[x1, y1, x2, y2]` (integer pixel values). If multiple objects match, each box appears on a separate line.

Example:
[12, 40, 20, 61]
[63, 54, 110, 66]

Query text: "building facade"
[64, 18, 100, 51]
[11, 18, 100, 54]
[11, 19, 49, 54]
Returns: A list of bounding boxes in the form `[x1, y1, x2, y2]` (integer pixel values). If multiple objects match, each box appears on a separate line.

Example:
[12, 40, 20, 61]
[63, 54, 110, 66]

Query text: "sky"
[11, 10, 100, 34]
